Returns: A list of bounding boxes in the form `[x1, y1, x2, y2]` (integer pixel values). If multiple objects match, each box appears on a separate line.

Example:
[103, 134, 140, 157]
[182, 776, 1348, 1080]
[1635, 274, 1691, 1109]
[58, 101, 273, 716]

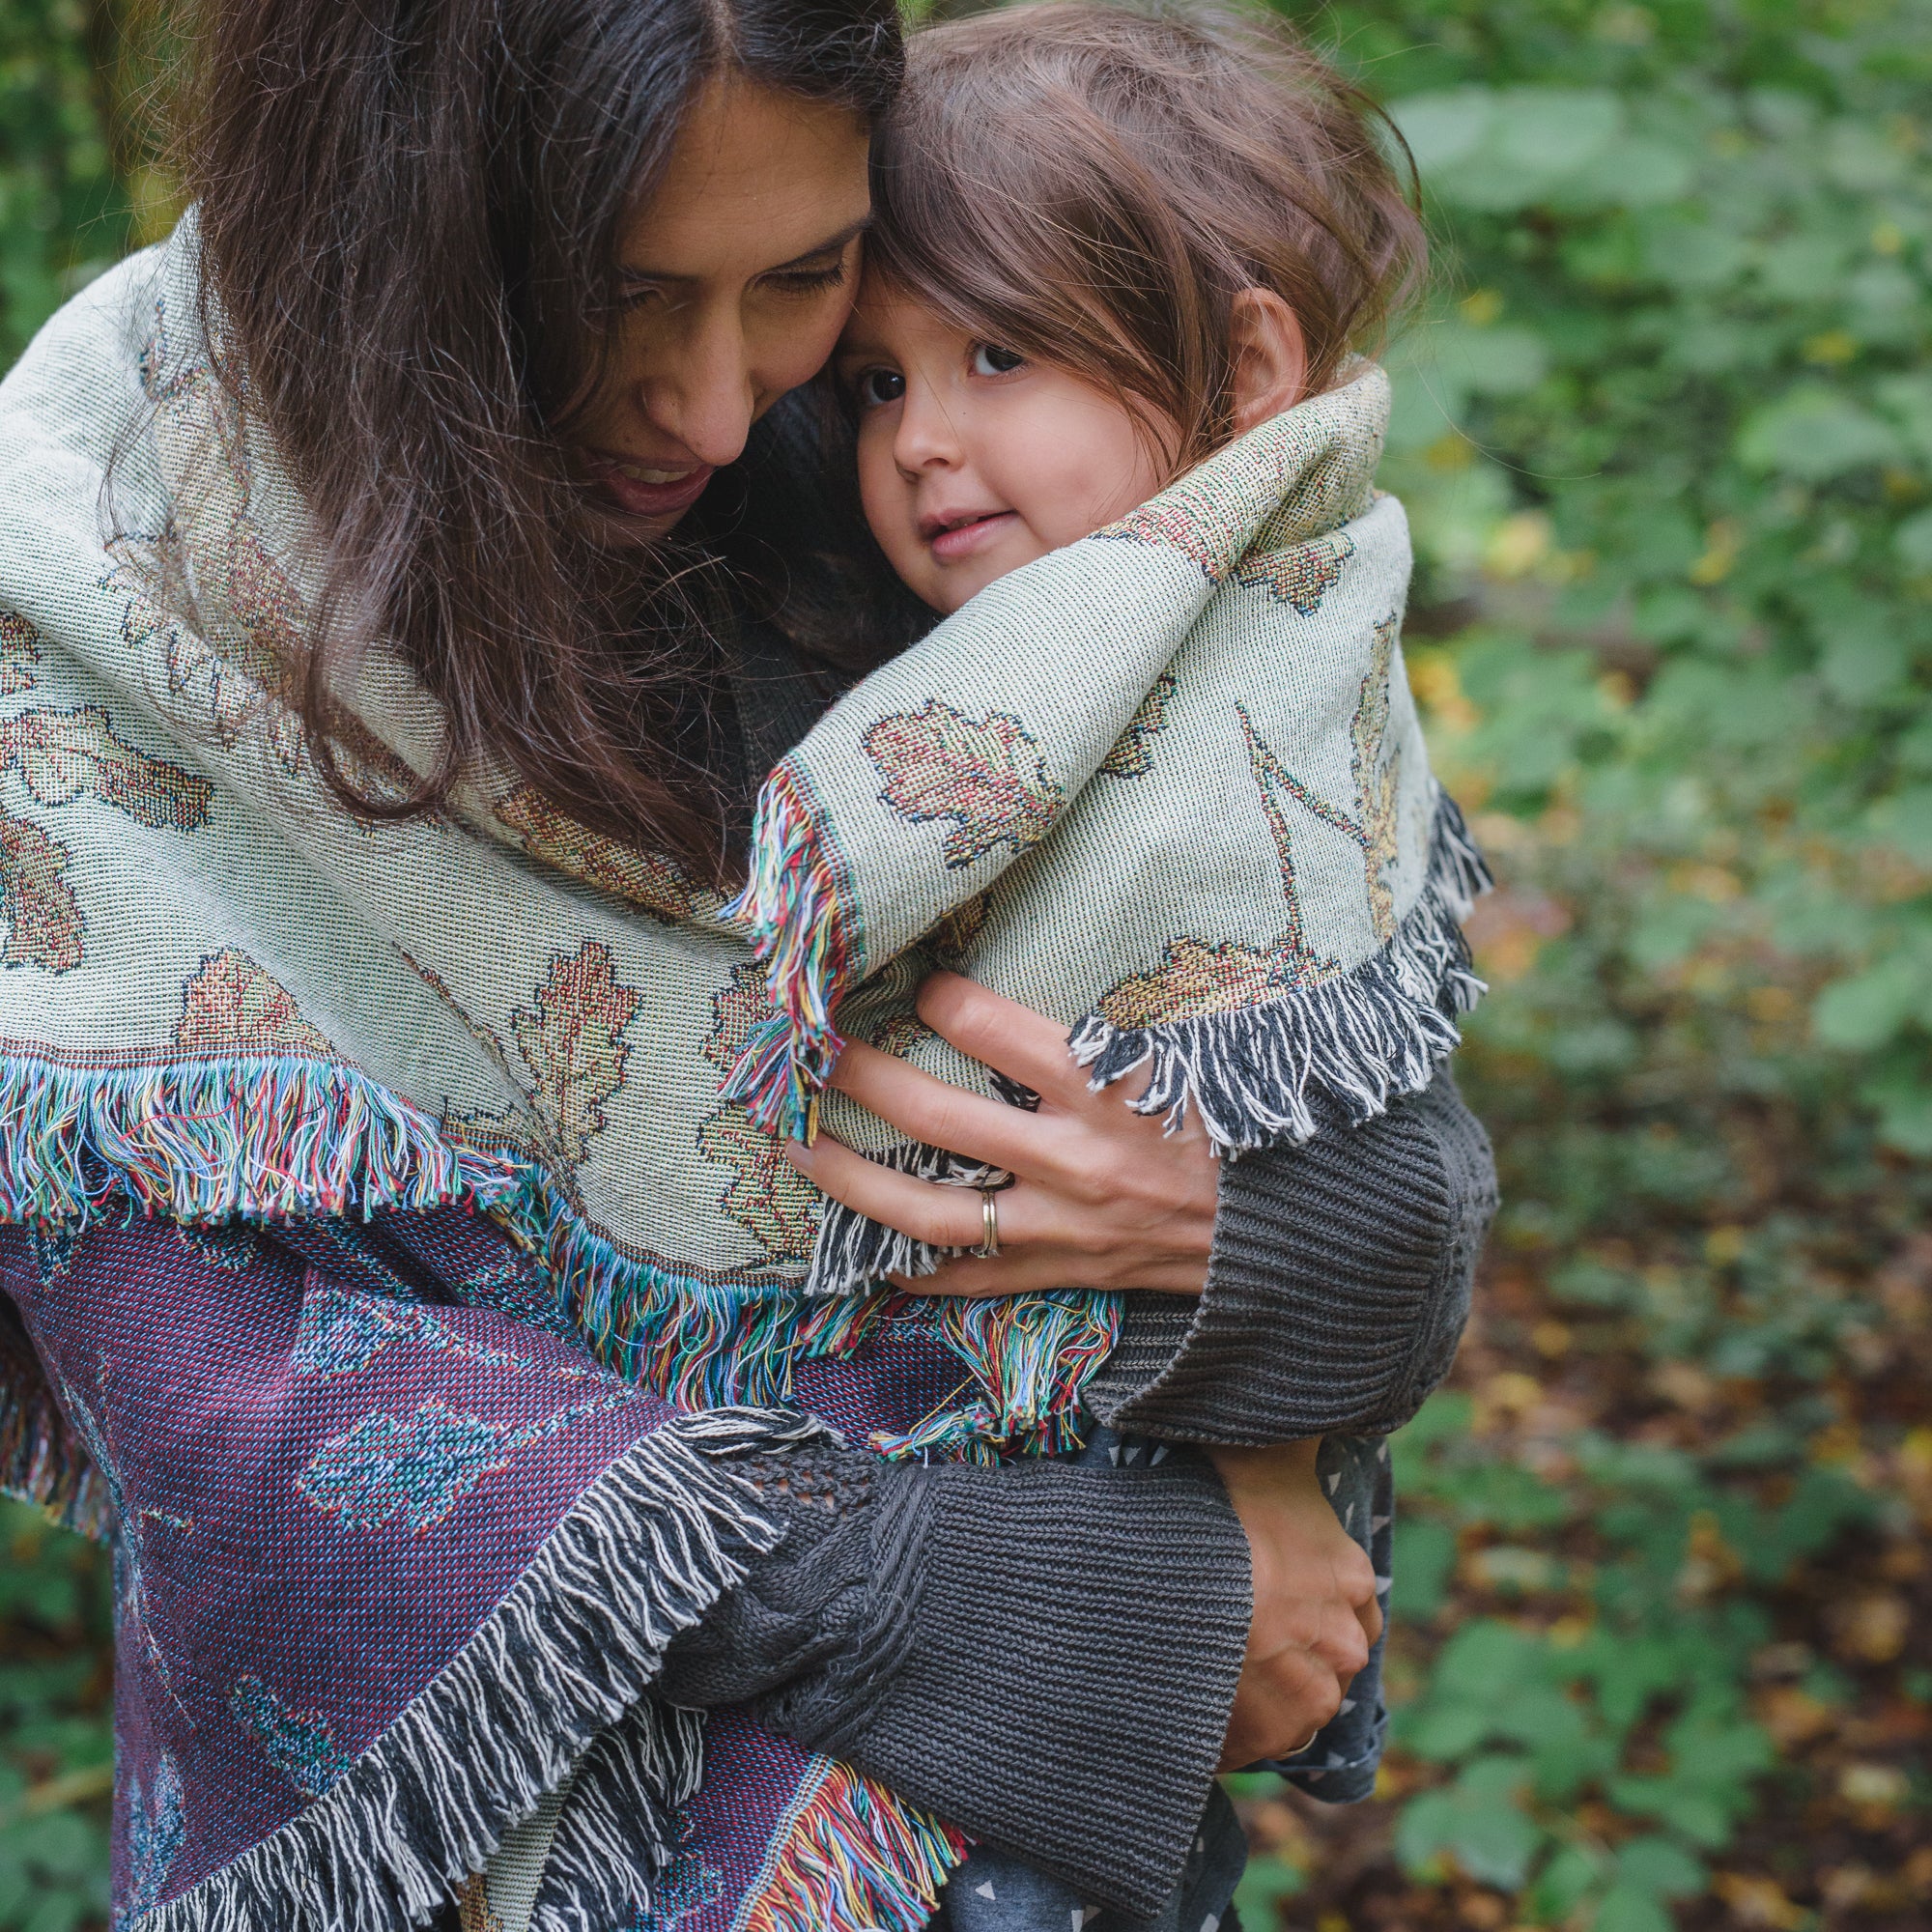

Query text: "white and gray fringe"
[1069, 787, 1492, 1155]
[807, 789, 1492, 1298]
[134, 1407, 828, 1932]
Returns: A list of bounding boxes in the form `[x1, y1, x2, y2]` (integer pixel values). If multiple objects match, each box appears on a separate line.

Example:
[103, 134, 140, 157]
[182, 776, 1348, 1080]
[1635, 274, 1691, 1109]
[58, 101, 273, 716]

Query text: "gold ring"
[1286, 1727, 1321, 1757]
[972, 1185, 1000, 1259]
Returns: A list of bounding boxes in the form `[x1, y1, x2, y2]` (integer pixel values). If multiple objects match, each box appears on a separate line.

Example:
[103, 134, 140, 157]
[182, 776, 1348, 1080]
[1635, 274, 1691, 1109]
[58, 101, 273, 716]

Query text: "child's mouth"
[924, 509, 1019, 563]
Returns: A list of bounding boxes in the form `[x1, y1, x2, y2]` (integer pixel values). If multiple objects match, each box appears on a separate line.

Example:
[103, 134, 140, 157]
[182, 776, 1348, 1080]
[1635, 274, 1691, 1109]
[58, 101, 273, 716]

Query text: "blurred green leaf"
[1811, 955, 1926, 1050]
[1736, 387, 1901, 479]
[1591, 1883, 1675, 1932]
[1395, 1756, 1543, 1889]
[1614, 1835, 1706, 1898]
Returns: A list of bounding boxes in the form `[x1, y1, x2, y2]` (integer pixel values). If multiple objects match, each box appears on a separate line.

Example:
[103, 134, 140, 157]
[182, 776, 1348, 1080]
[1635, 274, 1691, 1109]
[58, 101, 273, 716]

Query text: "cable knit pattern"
[1086, 1066, 1497, 1443]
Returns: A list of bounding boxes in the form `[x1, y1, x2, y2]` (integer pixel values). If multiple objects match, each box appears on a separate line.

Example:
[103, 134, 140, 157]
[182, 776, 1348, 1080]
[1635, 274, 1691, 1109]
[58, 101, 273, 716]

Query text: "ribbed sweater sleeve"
[657, 1445, 1250, 1917]
[1084, 1065, 1498, 1444]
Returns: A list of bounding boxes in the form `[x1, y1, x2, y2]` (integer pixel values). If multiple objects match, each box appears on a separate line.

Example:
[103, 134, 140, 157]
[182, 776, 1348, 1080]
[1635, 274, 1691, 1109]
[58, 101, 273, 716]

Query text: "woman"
[0, 2, 1494, 1929]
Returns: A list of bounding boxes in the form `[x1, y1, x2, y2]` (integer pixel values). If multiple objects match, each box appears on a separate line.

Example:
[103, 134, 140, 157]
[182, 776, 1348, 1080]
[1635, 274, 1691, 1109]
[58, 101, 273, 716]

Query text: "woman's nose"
[643, 315, 757, 469]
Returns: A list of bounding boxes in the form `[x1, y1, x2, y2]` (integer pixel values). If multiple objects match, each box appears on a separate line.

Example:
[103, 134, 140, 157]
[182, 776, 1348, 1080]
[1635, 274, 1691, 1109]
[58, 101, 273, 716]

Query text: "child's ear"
[1229, 289, 1308, 432]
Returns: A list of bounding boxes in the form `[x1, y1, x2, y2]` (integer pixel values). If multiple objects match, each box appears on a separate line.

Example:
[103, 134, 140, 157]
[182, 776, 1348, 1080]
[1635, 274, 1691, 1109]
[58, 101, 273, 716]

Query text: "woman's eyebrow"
[620, 217, 871, 285]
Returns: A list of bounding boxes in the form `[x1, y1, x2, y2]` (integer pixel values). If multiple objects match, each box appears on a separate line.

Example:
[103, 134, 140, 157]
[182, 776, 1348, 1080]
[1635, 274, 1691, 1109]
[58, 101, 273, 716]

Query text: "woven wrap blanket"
[0, 213, 1484, 1931]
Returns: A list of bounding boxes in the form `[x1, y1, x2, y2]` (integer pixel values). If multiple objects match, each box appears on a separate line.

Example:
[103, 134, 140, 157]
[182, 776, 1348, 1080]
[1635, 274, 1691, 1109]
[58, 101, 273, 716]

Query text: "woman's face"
[569, 75, 872, 547]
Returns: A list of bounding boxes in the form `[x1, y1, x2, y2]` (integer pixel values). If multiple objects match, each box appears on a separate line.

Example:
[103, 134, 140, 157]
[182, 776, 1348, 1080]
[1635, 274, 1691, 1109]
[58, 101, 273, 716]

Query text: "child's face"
[837, 279, 1176, 614]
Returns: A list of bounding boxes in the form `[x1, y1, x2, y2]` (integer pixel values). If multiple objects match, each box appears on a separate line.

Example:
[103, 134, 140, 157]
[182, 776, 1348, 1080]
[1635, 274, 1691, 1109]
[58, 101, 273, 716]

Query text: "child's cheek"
[856, 429, 917, 570]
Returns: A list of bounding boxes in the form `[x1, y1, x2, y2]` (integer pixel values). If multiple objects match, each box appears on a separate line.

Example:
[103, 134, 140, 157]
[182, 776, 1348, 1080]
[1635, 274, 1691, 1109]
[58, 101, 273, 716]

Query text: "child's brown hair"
[867, 0, 1425, 466]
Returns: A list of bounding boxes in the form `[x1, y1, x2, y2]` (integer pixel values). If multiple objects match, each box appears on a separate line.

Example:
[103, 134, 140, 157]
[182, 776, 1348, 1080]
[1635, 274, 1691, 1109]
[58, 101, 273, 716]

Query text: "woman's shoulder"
[0, 232, 177, 412]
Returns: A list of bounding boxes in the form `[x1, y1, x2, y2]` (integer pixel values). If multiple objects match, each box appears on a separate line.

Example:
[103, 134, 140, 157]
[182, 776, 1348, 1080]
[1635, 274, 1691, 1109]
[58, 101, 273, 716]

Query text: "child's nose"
[893, 386, 964, 476]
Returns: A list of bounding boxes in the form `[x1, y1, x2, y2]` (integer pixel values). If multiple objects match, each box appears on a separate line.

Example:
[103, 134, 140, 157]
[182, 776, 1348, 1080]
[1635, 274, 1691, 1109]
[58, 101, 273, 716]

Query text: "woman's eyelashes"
[617, 279, 676, 315]
[614, 255, 849, 314]
[763, 257, 851, 298]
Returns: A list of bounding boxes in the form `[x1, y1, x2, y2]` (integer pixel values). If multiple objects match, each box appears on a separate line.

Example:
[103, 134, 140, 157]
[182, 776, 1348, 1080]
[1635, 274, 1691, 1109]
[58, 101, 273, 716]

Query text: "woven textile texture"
[0, 208, 1482, 1930]
[0, 1206, 977, 1932]
[0, 214, 1482, 1462]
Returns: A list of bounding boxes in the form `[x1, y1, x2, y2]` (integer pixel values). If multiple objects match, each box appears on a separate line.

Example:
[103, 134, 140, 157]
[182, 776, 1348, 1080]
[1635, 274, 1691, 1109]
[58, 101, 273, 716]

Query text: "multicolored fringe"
[499, 1179, 1115, 1463]
[0, 1050, 502, 1231]
[0, 1047, 972, 1932]
[1068, 787, 1493, 1153]
[739, 1758, 969, 1932]
[869, 1291, 1120, 1463]
[721, 762, 857, 1140]
[0, 1044, 1110, 1489]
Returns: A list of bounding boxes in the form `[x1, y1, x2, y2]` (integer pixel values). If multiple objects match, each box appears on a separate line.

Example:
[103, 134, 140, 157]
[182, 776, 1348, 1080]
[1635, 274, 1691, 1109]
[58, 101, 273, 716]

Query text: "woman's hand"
[784, 970, 1220, 1296]
[1213, 1440, 1382, 1770]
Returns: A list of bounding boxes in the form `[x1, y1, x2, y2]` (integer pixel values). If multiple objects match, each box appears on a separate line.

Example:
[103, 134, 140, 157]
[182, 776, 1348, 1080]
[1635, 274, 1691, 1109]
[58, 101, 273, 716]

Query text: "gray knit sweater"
[658, 972, 1496, 1911]
[650, 413, 1499, 1916]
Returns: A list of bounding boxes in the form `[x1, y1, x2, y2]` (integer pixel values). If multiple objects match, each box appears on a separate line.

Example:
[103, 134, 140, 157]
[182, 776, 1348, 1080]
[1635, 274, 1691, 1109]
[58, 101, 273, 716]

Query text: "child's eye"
[971, 343, 1026, 377]
[855, 368, 907, 408]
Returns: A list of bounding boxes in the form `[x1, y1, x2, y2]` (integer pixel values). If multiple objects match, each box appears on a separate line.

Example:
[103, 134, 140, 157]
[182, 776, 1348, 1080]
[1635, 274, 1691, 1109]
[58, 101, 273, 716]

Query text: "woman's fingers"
[785, 1133, 1055, 1254]
[787, 1129, 1207, 1293]
[783, 972, 1215, 1296]
[1357, 1590, 1386, 1651]
[826, 1037, 1065, 1177]
[914, 971, 1097, 1110]
[887, 1242, 1106, 1298]
[1217, 1644, 1344, 1771]
[785, 1134, 980, 1248]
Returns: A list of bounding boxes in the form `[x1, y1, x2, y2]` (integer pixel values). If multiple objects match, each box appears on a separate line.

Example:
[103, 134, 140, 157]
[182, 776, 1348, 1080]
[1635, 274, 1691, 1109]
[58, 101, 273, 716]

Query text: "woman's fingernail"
[783, 1139, 812, 1169]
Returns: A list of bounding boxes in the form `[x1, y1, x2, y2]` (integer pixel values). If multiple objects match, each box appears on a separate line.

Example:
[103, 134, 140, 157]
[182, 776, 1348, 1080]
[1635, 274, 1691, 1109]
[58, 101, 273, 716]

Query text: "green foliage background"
[0, 1, 1925, 1927]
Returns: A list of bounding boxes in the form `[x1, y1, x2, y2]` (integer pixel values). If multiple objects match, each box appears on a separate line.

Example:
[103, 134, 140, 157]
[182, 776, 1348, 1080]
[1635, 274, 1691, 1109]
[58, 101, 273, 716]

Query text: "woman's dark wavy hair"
[174, 0, 901, 880]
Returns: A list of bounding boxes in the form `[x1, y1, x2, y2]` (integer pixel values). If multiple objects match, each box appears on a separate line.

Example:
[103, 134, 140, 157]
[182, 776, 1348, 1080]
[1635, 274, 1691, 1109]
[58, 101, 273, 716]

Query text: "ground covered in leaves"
[1230, 1131, 1931, 1930]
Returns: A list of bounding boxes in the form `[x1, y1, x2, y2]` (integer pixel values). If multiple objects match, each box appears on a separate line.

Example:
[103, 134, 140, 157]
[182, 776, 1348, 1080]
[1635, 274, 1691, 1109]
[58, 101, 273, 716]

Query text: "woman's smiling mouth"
[584, 452, 715, 521]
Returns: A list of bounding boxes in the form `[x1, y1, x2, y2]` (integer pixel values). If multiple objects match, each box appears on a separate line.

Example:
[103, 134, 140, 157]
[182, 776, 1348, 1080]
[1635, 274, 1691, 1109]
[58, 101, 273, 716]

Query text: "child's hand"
[783, 970, 1219, 1296]
[1210, 1439, 1381, 1770]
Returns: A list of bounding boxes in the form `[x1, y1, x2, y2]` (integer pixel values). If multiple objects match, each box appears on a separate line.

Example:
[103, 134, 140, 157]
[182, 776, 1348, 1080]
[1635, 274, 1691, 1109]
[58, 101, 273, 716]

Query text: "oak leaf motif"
[0, 708, 213, 973]
[0, 613, 41, 696]
[177, 949, 332, 1055]
[0, 705, 212, 831]
[1350, 613, 1405, 940]
[298, 1400, 511, 1533]
[510, 940, 642, 1167]
[696, 1108, 821, 1263]
[701, 962, 775, 1074]
[1099, 671, 1179, 779]
[863, 699, 1062, 868]
[495, 784, 710, 923]
[1097, 936, 1303, 1026]
[1235, 526, 1355, 613]
[0, 809, 82, 972]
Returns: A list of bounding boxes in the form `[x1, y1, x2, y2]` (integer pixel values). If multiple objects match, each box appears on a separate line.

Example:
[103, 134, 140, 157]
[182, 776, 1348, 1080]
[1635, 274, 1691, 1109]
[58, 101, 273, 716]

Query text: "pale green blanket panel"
[0, 219, 1465, 1442]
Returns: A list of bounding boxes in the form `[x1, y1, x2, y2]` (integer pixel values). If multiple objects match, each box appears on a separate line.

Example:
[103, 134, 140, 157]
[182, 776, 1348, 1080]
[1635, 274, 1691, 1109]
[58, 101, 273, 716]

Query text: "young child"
[835, 0, 1422, 619]
[771, 7, 1456, 1930]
